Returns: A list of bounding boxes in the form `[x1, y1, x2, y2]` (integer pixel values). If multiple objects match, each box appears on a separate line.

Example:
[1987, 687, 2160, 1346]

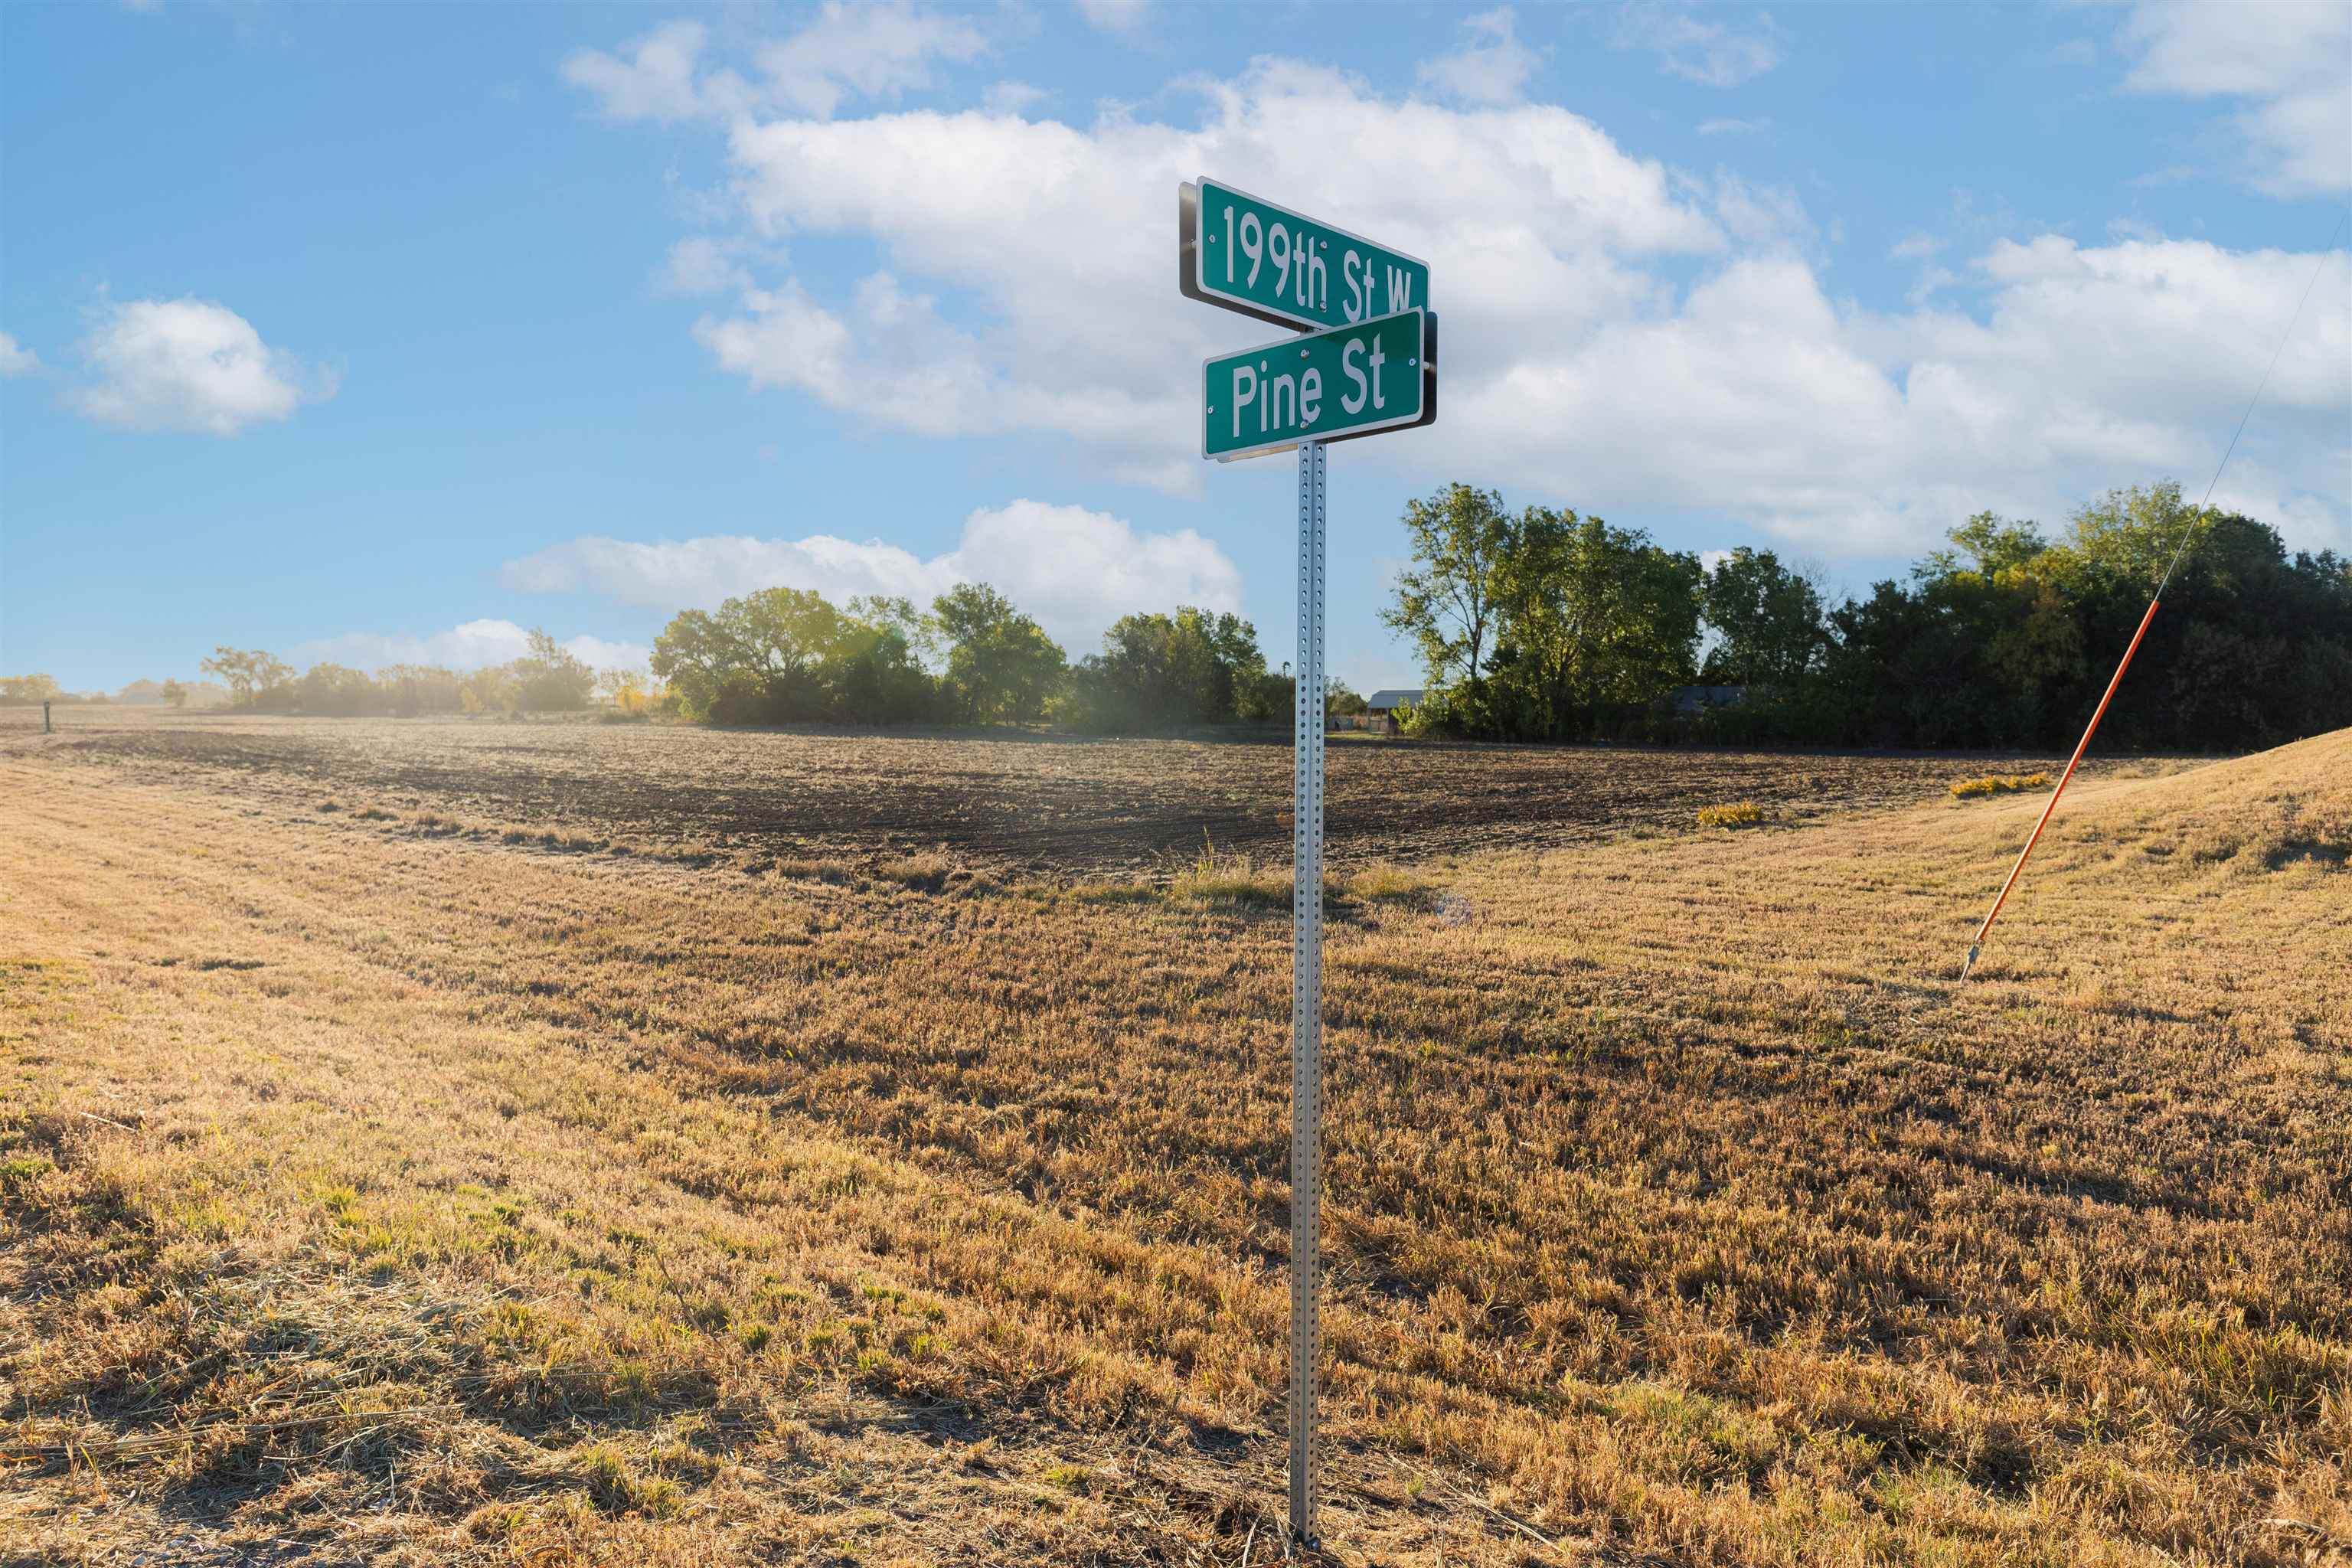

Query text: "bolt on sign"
[1202, 308, 1436, 462]
[1180, 178, 1431, 333]
[1179, 176, 1437, 1552]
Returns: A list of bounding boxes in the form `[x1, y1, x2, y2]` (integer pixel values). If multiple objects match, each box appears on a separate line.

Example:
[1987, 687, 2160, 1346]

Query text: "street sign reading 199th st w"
[1178, 175, 1436, 1553]
[1181, 177, 1431, 332]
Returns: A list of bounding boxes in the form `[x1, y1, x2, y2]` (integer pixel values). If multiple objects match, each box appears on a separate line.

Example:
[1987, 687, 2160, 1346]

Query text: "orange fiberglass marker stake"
[1958, 593, 2162, 983]
[1953, 208, 2341, 986]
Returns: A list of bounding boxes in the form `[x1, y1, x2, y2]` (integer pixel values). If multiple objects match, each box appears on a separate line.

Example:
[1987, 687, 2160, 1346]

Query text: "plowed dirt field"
[10, 709, 2186, 874]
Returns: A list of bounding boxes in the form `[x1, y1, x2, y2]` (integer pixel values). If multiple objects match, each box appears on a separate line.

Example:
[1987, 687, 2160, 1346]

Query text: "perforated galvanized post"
[1289, 436, 1328, 1548]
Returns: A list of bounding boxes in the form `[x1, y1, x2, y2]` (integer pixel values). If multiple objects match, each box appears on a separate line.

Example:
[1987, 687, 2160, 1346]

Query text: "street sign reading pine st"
[1180, 178, 1431, 333]
[1202, 308, 1434, 462]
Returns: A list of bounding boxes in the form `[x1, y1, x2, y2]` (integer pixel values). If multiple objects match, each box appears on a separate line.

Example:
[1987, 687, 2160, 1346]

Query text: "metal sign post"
[1287, 437, 1328, 1547]
[1179, 175, 1431, 1553]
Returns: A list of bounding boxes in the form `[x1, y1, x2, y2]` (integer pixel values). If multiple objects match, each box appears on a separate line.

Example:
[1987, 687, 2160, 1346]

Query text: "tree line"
[646, 584, 1341, 730]
[1384, 479, 2351, 752]
[139, 593, 1350, 732]
[0, 675, 229, 707]
[32, 474, 2341, 751]
[188, 632, 609, 717]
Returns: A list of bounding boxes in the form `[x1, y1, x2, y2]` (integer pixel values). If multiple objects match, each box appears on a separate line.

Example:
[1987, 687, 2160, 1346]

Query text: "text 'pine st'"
[1201, 309, 1432, 461]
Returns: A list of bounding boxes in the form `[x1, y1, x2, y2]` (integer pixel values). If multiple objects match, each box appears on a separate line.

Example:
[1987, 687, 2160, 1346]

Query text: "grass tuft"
[1345, 863, 1438, 903]
[1165, 831, 1292, 906]
[1951, 771, 2050, 799]
[1695, 800, 1766, 829]
[876, 851, 956, 891]
[770, 856, 855, 885]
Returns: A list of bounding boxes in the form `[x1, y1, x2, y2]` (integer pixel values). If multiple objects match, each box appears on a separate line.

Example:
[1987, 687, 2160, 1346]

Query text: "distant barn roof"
[1364, 688, 1425, 710]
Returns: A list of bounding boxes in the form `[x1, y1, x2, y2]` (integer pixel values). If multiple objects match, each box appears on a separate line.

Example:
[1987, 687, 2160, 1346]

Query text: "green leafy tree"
[1819, 481, 2349, 750]
[929, 583, 1067, 723]
[1067, 606, 1267, 732]
[377, 664, 464, 716]
[1240, 668, 1294, 723]
[1381, 484, 1513, 713]
[201, 648, 295, 710]
[1488, 508, 1703, 737]
[598, 668, 658, 714]
[160, 678, 188, 709]
[459, 665, 519, 714]
[651, 588, 933, 724]
[2046, 485, 2350, 748]
[1922, 512, 2050, 580]
[1700, 547, 1828, 688]
[513, 629, 596, 711]
[2050, 482, 2202, 589]
[653, 596, 820, 722]
[825, 609, 936, 723]
[298, 663, 379, 716]
[848, 596, 938, 669]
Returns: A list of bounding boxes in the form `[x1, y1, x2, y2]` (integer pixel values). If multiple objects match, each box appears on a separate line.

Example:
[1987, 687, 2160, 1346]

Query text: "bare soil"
[11, 708, 2191, 874]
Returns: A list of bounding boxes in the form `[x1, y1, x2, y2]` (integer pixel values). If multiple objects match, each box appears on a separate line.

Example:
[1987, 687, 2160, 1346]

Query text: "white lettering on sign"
[1188, 180, 1428, 336]
[1230, 209, 1334, 315]
[1223, 214, 1335, 315]
[1201, 308, 1426, 460]
[1235, 332, 1393, 440]
[1339, 253, 1416, 322]
[1386, 264, 1414, 312]
[1338, 337, 1388, 415]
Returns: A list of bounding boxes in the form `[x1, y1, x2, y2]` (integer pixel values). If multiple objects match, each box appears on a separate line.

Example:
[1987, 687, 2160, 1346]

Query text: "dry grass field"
[3, 709, 2346, 1567]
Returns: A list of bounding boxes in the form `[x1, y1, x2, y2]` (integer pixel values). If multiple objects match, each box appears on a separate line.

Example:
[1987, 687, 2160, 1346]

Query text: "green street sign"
[1180, 178, 1431, 333]
[1201, 308, 1435, 462]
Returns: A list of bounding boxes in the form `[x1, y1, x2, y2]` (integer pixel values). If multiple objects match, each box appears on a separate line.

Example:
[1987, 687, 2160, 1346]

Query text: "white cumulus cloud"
[563, 18, 718, 122]
[1442, 239, 2351, 554]
[71, 299, 328, 436]
[0, 332, 38, 377]
[1075, 0, 1150, 38]
[1418, 8, 1541, 106]
[499, 499, 1243, 653]
[1612, 4, 1784, 87]
[299, 619, 651, 674]
[982, 80, 1047, 116]
[564, 4, 987, 124]
[2120, 0, 2351, 195]
[577, 40, 2352, 557]
[662, 234, 754, 296]
[688, 57, 1717, 494]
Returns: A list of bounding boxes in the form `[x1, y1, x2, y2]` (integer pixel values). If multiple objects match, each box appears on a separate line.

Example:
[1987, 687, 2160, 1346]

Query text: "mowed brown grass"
[2, 713, 2346, 1566]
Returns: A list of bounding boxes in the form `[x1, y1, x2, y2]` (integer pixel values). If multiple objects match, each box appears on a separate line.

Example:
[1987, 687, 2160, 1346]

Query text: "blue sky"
[3, 0, 2347, 694]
